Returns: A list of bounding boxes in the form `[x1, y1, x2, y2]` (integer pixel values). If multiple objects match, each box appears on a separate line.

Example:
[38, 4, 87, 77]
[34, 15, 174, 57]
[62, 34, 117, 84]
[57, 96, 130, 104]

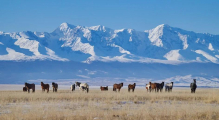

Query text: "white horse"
[165, 82, 173, 92]
[80, 83, 89, 93]
[146, 84, 150, 92]
[75, 82, 89, 93]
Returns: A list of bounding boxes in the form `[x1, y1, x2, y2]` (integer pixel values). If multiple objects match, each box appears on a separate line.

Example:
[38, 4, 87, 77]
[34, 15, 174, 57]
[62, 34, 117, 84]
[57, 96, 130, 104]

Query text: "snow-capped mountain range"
[1, 23, 219, 64]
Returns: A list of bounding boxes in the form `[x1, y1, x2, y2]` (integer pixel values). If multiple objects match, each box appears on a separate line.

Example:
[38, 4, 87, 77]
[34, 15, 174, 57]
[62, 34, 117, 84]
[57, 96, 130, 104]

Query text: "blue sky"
[0, 0, 219, 34]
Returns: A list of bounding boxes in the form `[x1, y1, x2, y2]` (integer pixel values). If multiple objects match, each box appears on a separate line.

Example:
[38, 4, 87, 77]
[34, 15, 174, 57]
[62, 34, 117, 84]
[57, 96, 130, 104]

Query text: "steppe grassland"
[0, 88, 219, 120]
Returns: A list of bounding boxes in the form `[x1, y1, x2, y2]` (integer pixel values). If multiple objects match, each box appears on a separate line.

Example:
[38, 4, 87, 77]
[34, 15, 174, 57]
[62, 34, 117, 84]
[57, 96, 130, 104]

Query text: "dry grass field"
[0, 88, 219, 120]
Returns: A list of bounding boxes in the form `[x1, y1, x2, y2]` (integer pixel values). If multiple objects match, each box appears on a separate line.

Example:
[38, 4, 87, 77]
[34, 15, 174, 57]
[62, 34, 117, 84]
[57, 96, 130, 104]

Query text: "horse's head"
[193, 79, 196, 83]
[25, 82, 27, 87]
[162, 82, 164, 86]
[121, 83, 123, 87]
[149, 82, 151, 85]
[52, 82, 55, 85]
[41, 82, 43, 85]
[75, 82, 80, 87]
[171, 82, 174, 85]
[134, 83, 136, 86]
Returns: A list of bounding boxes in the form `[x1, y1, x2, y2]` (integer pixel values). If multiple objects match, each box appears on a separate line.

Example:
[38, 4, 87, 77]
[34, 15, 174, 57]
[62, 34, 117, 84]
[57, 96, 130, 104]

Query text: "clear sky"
[0, 0, 219, 34]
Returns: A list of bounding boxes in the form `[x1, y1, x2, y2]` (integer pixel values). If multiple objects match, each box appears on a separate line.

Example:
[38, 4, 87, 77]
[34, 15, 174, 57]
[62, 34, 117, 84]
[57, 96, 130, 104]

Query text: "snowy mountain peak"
[89, 25, 112, 32]
[59, 22, 76, 31]
[1, 23, 219, 64]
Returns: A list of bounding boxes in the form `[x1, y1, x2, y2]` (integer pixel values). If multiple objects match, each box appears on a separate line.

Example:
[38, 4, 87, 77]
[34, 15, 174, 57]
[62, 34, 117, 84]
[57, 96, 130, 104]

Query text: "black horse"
[52, 82, 58, 92]
[155, 82, 164, 92]
[25, 82, 35, 93]
[190, 79, 197, 93]
[71, 84, 75, 91]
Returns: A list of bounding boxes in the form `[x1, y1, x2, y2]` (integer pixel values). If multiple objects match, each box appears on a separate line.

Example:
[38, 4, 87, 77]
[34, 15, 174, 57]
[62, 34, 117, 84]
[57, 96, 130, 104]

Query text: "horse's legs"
[128, 88, 130, 92]
[28, 89, 30, 93]
[87, 87, 89, 93]
[132, 88, 134, 92]
[118, 89, 120, 92]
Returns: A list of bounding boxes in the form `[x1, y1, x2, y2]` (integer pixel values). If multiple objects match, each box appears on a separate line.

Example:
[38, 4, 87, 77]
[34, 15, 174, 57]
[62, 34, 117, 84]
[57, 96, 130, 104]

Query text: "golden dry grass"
[0, 88, 219, 120]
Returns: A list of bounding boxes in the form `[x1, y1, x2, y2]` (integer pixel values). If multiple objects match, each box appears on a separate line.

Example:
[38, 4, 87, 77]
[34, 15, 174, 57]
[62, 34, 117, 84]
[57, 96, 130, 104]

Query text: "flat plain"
[0, 87, 218, 120]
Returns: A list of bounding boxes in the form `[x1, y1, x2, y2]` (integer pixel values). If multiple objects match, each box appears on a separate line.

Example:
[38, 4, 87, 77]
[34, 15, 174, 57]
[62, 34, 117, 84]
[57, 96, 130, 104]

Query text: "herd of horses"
[22, 79, 197, 93]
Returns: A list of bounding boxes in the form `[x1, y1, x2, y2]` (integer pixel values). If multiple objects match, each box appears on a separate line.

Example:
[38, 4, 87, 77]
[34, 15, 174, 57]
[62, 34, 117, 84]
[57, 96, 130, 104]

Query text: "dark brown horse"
[155, 82, 164, 92]
[149, 82, 157, 92]
[41, 82, 49, 93]
[190, 79, 197, 93]
[113, 83, 123, 92]
[23, 87, 27, 92]
[24, 83, 35, 93]
[52, 82, 58, 92]
[100, 86, 108, 91]
[128, 83, 136, 92]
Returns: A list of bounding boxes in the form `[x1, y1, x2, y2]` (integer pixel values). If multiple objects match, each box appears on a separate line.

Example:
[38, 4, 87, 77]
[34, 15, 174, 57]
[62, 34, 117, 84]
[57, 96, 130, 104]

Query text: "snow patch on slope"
[45, 47, 68, 61]
[148, 24, 164, 47]
[110, 44, 131, 54]
[62, 37, 95, 56]
[208, 43, 214, 51]
[14, 38, 40, 56]
[195, 50, 217, 63]
[164, 50, 183, 60]
[0, 48, 26, 60]
[178, 33, 188, 49]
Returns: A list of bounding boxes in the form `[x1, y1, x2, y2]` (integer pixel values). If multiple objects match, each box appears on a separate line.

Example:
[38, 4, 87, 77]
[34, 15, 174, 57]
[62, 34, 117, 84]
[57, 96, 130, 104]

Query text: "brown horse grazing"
[41, 82, 50, 93]
[113, 83, 123, 92]
[128, 83, 136, 92]
[155, 82, 164, 92]
[25, 83, 35, 93]
[149, 82, 157, 92]
[23, 87, 27, 92]
[100, 86, 108, 91]
[52, 82, 58, 92]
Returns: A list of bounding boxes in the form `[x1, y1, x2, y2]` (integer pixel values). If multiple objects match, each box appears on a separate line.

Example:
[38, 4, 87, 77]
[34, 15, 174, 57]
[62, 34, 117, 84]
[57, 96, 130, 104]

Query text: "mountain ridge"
[1, 23, 219, 64]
